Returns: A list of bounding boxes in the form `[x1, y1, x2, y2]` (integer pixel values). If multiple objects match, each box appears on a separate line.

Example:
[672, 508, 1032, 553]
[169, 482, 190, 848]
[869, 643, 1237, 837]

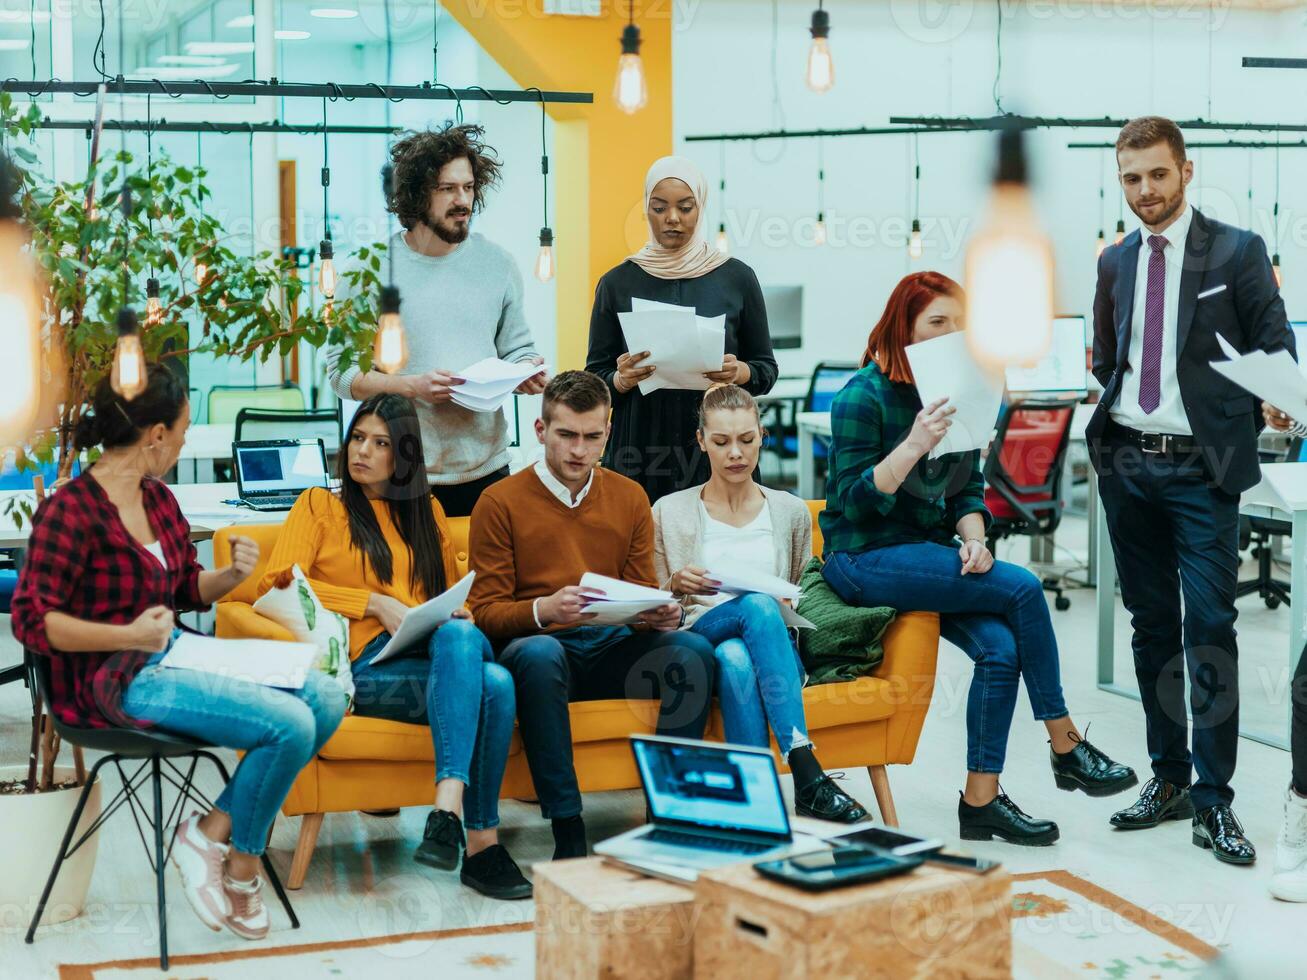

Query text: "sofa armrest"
[215, 601, 296, 642]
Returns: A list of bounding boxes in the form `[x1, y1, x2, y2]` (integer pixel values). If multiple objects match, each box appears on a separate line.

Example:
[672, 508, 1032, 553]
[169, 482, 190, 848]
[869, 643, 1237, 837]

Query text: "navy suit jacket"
[1087, 207, 1295, 495]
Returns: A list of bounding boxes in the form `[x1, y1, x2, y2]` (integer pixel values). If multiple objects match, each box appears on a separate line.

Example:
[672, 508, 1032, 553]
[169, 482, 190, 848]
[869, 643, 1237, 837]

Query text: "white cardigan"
[651, 484, 813, 626]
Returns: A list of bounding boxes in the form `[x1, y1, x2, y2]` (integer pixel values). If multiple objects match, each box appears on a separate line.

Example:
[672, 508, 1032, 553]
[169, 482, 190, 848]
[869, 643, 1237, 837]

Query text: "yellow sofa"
[213, 501, 940, 889]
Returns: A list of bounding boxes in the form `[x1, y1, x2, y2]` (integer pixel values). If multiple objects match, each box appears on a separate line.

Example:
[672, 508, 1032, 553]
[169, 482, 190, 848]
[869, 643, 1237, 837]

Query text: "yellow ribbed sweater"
[258, 486, 460, 659]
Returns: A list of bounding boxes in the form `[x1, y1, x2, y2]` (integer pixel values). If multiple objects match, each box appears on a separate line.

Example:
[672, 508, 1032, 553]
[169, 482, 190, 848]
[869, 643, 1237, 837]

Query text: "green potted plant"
[0, 92, 388, 924]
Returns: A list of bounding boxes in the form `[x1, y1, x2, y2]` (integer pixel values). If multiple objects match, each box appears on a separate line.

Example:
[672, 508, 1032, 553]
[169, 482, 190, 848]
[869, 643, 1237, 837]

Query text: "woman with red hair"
[819, 272, 1136, 846]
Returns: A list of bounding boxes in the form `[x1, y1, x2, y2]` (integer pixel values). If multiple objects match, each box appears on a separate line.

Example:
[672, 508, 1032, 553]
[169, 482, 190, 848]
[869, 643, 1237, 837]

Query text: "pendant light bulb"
[1273, 252, 1283, 287]
[1114, 219, 1126, 246]
[318, 239, 336, 298]
[1095, 229, 1107, 259]
[909, 219, 923, 259]
[110, 307, 148, 401]
[715, 223, 729, 255]
[964, 128, 1055, 371]
[806, 8, 834, 94]
[813, 214, 827, 246]
[145, 277, 161, 326]
[534, 227, 555, 283]
[614, 23, 648, 115]
[194, 258, 208, 286]
[374, 285, 409, 374]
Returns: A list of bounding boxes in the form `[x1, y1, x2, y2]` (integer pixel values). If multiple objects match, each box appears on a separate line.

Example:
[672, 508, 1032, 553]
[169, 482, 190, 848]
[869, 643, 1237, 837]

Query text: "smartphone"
[755, 845, 923, 891]
[841, 826, 945, 858]
[924, 849, 1002, 874]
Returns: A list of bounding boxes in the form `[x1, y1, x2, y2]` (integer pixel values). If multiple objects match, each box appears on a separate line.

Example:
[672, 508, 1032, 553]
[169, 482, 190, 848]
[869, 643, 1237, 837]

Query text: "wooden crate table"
[535, 857, 698, 980]
[693, 860, 1011, 979]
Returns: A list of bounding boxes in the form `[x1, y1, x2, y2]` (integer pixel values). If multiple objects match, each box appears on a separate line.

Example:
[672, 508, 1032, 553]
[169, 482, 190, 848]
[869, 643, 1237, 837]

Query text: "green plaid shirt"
[819, 362, 990, 557]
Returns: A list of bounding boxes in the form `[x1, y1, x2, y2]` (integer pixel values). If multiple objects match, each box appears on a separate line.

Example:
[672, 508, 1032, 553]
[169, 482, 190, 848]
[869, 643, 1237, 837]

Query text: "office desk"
[796, 411, 833, 499]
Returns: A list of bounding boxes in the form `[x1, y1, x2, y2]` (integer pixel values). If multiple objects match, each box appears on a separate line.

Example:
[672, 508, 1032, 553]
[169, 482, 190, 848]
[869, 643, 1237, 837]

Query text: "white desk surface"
[0, 482, 277, 549]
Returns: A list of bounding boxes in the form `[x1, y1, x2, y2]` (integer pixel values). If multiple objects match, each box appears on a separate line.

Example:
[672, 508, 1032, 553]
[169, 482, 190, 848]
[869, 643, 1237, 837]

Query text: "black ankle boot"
[958, 791, 1059, 846]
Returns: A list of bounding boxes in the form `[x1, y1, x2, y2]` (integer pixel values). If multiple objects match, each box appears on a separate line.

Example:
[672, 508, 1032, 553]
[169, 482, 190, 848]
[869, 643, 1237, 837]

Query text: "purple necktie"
[1139, 233, 1167, 415]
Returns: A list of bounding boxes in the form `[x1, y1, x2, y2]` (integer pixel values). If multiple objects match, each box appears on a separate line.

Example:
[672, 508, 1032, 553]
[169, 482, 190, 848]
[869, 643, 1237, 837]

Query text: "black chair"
[23, 649, 299, 969]
[1235, 438, 1302, 609]
[234, 407, 341, 448]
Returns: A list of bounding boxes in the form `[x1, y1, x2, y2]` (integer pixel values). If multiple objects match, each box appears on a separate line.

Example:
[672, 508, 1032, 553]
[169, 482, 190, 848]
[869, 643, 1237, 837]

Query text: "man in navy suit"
[1089, 116, 1294, 864]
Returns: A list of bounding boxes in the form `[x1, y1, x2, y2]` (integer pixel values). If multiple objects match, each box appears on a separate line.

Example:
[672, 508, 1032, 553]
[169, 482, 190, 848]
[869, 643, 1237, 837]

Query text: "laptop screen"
[632, 737, 789, 838]
[235, 441, 328, 496]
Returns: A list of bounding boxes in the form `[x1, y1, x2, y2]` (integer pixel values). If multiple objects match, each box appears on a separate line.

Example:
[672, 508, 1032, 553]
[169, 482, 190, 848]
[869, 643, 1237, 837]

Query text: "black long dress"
[585, 258, 778, 503]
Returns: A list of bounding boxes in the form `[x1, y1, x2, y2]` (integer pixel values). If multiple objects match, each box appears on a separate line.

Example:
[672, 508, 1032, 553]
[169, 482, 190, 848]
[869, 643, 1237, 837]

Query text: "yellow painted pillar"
[440, 1, 672, 369]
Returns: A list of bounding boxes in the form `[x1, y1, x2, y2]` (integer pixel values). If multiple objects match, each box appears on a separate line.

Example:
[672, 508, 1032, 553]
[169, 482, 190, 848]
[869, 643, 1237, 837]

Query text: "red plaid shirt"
[12, 472, 208, 728]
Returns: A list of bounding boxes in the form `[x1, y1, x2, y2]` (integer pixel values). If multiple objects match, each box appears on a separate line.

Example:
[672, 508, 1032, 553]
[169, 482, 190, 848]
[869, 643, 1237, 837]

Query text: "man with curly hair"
[329, 122, 548, 518]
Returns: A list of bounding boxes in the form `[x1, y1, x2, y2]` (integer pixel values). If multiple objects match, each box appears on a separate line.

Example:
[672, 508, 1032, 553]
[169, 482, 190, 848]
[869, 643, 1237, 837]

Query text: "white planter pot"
[0, 764, 103, 928]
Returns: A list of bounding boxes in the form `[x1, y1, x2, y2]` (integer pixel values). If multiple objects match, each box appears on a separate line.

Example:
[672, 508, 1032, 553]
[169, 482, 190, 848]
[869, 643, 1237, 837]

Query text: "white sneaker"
[223, 874, 270, 941]
[170, 814, 231, 930]
[1270, 785, 1307, 902]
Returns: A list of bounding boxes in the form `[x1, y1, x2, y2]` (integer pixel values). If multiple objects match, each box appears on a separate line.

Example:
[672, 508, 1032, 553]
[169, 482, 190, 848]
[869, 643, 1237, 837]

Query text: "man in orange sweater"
[469, 371, 716, 860]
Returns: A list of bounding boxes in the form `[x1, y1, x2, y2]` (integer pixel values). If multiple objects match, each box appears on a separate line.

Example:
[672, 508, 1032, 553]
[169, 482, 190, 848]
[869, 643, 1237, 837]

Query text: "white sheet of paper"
[369, 572, 477, 664]
[450, 389, 511, 414]
[162, 634, 319, 689]
[778, 604, 816, 630]
[579, 598, 671, 626]
[578, 572, 673, 603]
[703, 567, 802, 603]
[618, 308, 724, 395]
[1215, 332, 1241, 360]
[904, 332, 1006, 459]
[457, 356, 546, 388]
[1210, 346, 1307, 425]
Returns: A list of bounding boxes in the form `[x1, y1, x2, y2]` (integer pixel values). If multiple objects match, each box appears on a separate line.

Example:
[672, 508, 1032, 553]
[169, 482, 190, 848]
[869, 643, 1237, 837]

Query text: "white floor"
[0, 503, 1301, 977]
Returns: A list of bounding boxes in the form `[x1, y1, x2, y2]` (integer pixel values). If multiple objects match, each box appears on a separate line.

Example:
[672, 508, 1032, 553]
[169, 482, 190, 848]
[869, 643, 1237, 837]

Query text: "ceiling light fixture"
[275, 30, 311, 40]
[310, 7, 359, 19]
[226, 14, 255, 29]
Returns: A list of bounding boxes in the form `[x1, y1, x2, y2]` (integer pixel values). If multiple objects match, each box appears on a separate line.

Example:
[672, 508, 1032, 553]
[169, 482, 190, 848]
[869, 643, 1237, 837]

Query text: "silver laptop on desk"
[232, 439, 329, 512]
[595, 735, 823, 882]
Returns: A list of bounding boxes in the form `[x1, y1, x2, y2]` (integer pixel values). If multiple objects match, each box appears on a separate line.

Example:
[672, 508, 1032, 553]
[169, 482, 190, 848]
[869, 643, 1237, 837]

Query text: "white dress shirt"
[530, 459, 594, 629]
[1110, 203, 1194, 435]
[533, 459, 594, 508]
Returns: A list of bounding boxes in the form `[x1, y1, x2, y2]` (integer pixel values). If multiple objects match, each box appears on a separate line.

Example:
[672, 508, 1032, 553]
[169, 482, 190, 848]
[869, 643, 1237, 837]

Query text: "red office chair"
[983, 400, 1077, 611]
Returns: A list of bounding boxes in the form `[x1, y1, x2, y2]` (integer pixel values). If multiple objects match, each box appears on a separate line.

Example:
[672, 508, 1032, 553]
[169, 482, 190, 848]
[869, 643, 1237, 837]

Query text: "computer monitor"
[1005, 316, 1088, 394]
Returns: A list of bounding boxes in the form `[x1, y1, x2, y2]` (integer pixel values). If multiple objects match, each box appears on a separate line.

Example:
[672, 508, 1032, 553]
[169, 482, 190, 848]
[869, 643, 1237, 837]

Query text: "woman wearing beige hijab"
[585, 156, 777, 503]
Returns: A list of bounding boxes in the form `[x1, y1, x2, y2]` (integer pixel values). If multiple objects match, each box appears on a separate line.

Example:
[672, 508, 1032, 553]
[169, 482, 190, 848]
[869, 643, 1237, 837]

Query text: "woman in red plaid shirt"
[13, 367, 345, 941]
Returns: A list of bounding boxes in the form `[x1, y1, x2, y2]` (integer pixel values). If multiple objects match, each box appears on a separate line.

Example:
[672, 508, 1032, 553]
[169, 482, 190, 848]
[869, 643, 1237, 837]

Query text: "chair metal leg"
[151, 758, 169, 971]
[25, 754, 114, 943]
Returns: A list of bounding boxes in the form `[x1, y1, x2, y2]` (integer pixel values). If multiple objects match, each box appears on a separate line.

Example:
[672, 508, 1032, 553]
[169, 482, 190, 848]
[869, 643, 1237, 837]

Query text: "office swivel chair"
[1235, 437, 1302, 609]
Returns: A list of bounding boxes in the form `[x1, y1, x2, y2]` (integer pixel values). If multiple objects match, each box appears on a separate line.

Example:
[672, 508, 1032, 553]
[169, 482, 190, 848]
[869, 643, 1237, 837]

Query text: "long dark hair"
[337, 395, 445, 601]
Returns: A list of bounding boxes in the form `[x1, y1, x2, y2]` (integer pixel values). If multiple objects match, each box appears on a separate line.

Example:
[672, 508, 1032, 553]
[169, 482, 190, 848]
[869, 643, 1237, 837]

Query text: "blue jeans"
[823, 543, 1069, 774]
[351, 619, 514, 830]
[692, 593, 810, 753]
[121, 647, 347, 856]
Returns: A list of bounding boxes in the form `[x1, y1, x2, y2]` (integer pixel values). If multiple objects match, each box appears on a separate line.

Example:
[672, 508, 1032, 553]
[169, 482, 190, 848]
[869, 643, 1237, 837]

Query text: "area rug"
[60, 871, 1217, 979]
[1011, 870, 1219, 978]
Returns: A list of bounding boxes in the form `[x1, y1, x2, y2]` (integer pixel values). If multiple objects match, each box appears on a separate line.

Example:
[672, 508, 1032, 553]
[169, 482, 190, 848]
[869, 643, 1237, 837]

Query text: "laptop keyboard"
[644, 827, 774, 854]
[248, 495, 299, 510]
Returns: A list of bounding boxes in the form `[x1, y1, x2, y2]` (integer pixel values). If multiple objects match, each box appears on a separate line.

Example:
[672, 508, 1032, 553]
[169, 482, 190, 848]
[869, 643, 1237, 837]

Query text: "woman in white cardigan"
[652, 384, 868, 823]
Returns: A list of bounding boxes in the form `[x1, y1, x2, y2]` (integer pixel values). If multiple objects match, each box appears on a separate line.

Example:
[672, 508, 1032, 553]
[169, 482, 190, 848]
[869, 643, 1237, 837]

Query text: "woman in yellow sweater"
[259, 395, 529, 901]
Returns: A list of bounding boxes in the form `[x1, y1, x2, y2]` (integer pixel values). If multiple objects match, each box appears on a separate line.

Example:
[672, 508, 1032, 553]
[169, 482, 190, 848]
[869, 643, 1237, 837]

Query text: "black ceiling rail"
[891, 114, 1307, 134]
[1243, 56, 1307, 71]
[36, 118, 403, 136]
[0, 75, 592, 104]
[685, 125, 944, 143]
[1069, 139, 1307, 150]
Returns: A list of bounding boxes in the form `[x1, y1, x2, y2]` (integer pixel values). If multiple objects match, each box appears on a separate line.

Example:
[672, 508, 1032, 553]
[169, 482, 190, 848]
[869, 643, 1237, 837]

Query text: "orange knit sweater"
[258, 486, 460, 660]
[468, 467, 656, 641]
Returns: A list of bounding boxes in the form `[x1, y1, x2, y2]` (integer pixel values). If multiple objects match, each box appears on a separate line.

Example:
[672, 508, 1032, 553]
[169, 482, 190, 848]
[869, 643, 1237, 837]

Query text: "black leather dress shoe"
[795, 774, 870, 824]
[1192, 805, 1256, 865]
[958, 792, 1059, 846]
[1110, 777, 1194, 829]
[1051, 733, 1138, 797]
[415, 809, 464, 871]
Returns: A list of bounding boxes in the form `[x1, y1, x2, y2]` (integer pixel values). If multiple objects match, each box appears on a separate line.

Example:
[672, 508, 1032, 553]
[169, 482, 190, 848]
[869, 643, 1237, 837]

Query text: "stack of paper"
[617, 298, 726, 395]
[1211, 334, 1307, 424]
[162, 634, 320, 689]
[369, 571, 477, 664]
[703, 567, 802, 603]
[451, 357, 548, 413]
[577, 572, 675, 626]
[1244, 463, 1307, 513]
[904, 332, 1006, 459]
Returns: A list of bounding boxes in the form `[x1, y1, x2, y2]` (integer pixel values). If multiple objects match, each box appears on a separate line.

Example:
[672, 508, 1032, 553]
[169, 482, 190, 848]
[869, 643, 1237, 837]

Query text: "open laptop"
[595, 735, 823, 882]
[232, 438, 329, 511]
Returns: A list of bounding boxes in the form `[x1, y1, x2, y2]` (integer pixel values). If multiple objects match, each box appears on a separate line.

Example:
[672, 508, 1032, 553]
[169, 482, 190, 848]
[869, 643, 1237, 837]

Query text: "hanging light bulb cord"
[1274, 136, 1281, 256]
[913, 132, 921, 219]
[992, 0, 1005, 115]
[321, 96, 331, 245]
[145, 92, 154, 277]
[536, 89, 549, 231]
[432, 0, 440, 86]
